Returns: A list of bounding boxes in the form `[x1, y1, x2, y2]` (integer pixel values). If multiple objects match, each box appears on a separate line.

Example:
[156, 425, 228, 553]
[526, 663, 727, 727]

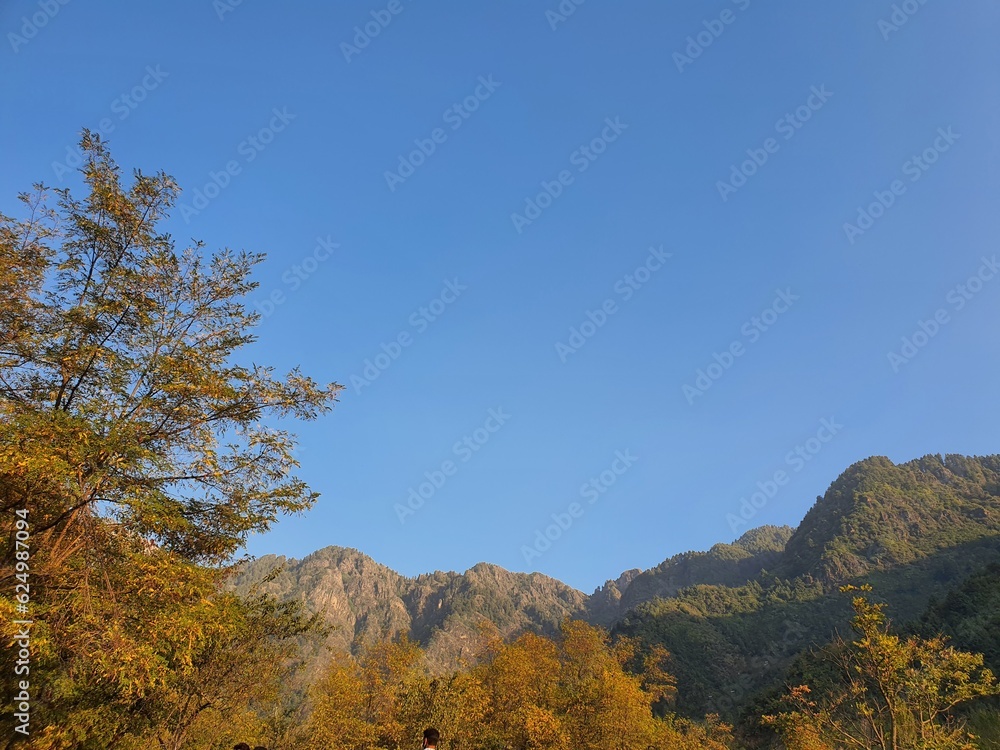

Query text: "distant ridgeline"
[233, 453, 1000, 721]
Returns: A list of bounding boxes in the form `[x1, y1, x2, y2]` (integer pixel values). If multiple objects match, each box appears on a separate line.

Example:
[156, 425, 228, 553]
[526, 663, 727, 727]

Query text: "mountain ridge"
[232, 452, 1000, 716]
[231, 523, 797, 672]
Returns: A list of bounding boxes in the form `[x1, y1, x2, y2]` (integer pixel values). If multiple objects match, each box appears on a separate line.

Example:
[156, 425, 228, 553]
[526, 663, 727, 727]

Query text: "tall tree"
[0, 133, 339, 747]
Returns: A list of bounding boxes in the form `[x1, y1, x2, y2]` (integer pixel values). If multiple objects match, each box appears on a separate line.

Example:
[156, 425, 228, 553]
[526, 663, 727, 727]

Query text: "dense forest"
[3, 138, 1000, 749]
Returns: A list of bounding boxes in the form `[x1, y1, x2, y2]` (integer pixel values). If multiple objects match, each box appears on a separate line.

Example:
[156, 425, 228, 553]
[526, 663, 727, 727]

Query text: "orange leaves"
[299, 620, 709, 750]
[520, 704, 569, 750]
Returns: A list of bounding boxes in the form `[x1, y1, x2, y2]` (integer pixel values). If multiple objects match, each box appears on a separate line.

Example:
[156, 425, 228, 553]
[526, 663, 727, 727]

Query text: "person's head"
[423, 727, 440, 748]
[233, 744, 251, 750]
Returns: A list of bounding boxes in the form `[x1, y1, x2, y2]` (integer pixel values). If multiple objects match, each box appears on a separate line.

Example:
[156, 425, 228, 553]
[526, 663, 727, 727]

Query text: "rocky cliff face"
[231, 526, 794, 672]
[230, 548, 590, 673]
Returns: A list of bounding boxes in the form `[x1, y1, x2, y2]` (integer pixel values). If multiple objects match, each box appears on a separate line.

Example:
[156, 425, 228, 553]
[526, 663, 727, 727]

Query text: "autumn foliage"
[305, 621, 732, 750]
[0, 134, 337, 749]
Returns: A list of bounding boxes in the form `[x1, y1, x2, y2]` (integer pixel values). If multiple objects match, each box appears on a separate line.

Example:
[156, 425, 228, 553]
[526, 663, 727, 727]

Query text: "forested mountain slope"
[235, 454, 1000, 727]
[615, 454, 1000, 722]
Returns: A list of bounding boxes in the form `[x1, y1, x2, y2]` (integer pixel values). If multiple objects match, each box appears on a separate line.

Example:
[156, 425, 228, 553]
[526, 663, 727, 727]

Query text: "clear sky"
[3, 1, 999, 593]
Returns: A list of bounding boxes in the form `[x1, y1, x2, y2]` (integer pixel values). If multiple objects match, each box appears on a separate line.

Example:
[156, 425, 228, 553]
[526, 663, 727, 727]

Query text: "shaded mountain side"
[615, 536, 1000, 721]
[613, 454, 1000, 721]
[735, 556, 1000, 749]
[918, 561, 1000, 671]
[587, 525, 794, 626]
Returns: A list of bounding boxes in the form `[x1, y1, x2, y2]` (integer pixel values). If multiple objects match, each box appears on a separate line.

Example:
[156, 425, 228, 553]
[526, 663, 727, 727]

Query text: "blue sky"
[2, 1, 999, 592]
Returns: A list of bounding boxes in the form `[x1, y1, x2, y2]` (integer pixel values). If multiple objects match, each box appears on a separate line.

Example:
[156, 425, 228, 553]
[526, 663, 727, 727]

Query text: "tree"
[764, 585, 1000, 750]
[359, 636, 431, 750]
[303, 619, 731, 750]
[142, 592, 320, 750]
[306, 636, 431, 750]
[306, 650, 377, 750]
[473, 630, 565, 750]
[556, 620, 662, 750]
[0, 132, 339, 746]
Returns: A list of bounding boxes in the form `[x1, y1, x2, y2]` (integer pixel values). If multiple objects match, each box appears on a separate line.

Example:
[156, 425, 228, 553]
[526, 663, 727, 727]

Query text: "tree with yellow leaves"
[303, 619, 733, 750]
[0, 133, 338, 747]
[307, 636, 431, 750]
[764, 585, 1000, 750]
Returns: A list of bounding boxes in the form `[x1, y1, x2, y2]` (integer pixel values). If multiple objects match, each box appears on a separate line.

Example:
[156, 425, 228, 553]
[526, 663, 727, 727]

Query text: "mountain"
[234, 453, 1000, 728]
[231, 526, 794, 674]
[776, 454, 1000, 584]
[230, 546, 589, 673]
[919, 562, 1000, 672]
[614, 454, 1000, 723]
[586, 525, 793, 626]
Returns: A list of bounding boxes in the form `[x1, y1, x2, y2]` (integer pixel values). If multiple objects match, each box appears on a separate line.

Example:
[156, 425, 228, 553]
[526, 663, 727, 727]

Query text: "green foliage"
[614, 454, 1000, 728]
[602, 526, 794, 621]
[764, 586, 1000, 750]
[777, 455, 1000, 585]
[919, 564, 1000, 671]
[0, 134, 338, 747]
